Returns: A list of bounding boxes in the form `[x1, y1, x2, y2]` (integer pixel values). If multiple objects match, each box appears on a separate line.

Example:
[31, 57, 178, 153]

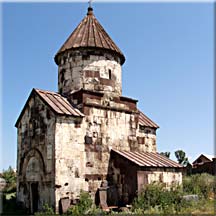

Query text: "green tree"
[175, 150, 189, 166]
[2, 166, 16, 193]
[160, 152, 170, 158]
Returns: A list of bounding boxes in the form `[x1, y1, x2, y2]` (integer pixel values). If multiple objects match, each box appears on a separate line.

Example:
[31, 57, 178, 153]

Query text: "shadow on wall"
[106, 151, 138, 207]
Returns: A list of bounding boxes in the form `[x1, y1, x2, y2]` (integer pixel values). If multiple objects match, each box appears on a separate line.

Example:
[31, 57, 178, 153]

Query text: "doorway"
[31, 182, 39, 213]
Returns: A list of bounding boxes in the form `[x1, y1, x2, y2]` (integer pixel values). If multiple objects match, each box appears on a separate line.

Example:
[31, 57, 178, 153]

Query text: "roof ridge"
[34, 88, 58, 94]
[15, 88, 84, 127]
[80, 16, 90, 46]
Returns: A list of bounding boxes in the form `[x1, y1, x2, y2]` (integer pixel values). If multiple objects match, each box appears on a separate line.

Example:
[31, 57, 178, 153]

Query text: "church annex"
[15, 6, 183, 213]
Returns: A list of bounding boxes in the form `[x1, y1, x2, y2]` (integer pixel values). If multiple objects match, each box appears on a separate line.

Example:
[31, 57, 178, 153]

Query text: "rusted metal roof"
[139, 110, 159, 129]
[35, 89, 84, 117]
[55, 7, 125, 65]
[112, 150, 182, 168]
[15, 88, 84, 127]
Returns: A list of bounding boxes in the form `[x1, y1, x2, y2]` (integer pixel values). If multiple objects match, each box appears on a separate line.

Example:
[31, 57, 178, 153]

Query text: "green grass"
[131, 199, 215, 215]
[2, 195, 215, 215]
[2, 173, 215, 215]
[181, 199, 215, 214]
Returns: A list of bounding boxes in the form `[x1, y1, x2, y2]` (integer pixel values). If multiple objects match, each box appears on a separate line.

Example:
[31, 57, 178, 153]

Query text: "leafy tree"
[1, 166, 16, 193]
[160, 152, 170, 158]
[175, 150, 189, 166]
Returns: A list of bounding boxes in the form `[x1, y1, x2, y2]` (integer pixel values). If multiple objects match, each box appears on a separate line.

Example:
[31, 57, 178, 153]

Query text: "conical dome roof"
[55, 7, 125, 65]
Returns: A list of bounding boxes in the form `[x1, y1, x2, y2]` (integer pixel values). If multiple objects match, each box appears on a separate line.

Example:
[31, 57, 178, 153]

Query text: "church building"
[15, 6, 183, 213]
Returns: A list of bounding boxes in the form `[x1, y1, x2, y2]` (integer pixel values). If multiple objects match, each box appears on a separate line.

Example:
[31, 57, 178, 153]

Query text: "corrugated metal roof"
[55, 7, 125, 65]
[15, 88, 84, 127]
[35, 89, 84, 117]
[112, 150, 182, 168]
[139, 110, 159, 129]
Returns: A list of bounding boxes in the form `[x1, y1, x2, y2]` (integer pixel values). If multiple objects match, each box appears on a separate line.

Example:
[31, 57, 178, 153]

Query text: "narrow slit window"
[108, 69, 112, 79]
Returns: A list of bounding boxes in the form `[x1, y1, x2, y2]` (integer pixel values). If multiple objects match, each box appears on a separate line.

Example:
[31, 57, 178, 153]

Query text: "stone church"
[15, 6, 183, 213]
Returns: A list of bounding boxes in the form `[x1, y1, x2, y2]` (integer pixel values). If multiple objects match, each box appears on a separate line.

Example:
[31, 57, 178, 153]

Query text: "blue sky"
[1, 2, 214, 171]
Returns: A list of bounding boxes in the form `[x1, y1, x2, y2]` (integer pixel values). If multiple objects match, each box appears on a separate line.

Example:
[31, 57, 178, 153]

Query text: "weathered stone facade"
[16, 7, 182, 214]
[53, 90, 159, 211]
[16, 89, 160, 213]
[57, 49, 122, 96]
[16, 93, 56, 213]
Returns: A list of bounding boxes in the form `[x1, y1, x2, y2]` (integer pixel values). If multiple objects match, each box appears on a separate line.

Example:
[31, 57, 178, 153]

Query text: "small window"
[75, 168, 79, 178]
[108, 69, 112, 79]
[139, 125, 145, 133]
[75, 121, 81, 128]
[137, 136, 145, 144]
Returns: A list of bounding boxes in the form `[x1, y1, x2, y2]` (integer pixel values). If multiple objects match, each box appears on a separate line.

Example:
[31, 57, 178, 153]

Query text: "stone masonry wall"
[54, 102, 158, 209]
[58, 49, 122, 96]
[54, 116, 87, 212]
[16, 92, 158, 212]
[136, 126, 157, 152]
[16, 93, 56, 212]
[83, 105, 157, 197]
[137, 170, 182, 192]
[54, 107, 135, 209]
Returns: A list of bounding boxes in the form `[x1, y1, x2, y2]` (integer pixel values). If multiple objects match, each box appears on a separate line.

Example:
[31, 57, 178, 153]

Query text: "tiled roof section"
[112, 150, 182, 168]
[55, 7, 125, 64]
[139, 110, 159, 129]
[35, 89, 84, 117]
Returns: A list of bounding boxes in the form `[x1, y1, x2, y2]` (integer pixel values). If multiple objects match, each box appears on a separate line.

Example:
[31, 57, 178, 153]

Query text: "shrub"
[132, 182, 183, 213]
[67, 191, 93, 215]
[34, 203, 55, 215]
[183, 173, 214, 198]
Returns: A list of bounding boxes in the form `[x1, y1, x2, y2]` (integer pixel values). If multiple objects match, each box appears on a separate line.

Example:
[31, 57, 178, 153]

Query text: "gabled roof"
[55, 7, 125, 65]
[15, 88, 84, 127]
[35, 89, 84, 116]
[112, 150, 182, 168]
[192, 154, 214, 165]
[138, 110, 159, 129]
